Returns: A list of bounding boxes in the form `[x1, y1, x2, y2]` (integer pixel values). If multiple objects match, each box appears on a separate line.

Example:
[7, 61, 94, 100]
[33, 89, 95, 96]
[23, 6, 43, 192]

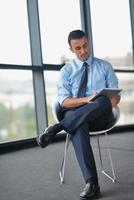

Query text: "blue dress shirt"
[57, 56, 118, 105]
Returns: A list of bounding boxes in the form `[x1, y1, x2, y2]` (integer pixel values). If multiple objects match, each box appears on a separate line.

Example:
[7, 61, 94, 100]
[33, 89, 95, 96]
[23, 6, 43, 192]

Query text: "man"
[37, 30, 120, 199]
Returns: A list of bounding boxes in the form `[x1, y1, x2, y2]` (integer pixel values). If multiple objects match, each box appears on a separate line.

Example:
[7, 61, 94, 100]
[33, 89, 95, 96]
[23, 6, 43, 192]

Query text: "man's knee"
[94, 96, 112, 112]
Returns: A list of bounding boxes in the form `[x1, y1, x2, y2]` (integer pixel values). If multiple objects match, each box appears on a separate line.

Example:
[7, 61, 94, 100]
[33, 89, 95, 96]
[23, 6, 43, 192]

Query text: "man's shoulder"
[61, 59, 75, 71]
[60, 60, 74, 76]
[93, 57, 112, 67]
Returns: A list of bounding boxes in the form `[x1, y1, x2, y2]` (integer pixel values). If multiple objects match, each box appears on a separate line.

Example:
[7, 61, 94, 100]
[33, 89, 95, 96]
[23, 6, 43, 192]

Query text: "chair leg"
[59, 133, 70, 184]
[96, 133, 116, 182]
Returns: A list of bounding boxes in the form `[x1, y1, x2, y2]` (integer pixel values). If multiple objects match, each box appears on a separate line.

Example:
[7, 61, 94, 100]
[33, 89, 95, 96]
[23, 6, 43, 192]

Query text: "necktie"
[77, 62, 88, 97]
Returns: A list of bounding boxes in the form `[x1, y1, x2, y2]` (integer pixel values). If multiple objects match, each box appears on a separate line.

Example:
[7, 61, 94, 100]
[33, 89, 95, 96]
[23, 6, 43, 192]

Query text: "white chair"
[52, 101, 120, 184]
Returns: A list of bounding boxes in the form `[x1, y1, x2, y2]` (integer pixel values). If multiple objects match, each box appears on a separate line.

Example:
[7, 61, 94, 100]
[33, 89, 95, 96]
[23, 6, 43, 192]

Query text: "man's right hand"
[86, 94, 97, 102]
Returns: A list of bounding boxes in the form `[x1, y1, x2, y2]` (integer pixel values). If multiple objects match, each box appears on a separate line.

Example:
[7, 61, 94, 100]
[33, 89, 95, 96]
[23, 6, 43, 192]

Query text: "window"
[0, 0, 31, 65]
[38, 0, 81, 64]
[90, 0, 133, 70]
[90, 0, 134, 126]
[0, 70, 36, 143]
[44, 71, 60, 125]
[117, 72, 134, 125]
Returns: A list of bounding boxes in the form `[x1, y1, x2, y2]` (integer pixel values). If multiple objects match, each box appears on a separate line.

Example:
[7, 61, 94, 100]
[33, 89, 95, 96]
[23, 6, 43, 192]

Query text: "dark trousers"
[58, 96, 112, 183]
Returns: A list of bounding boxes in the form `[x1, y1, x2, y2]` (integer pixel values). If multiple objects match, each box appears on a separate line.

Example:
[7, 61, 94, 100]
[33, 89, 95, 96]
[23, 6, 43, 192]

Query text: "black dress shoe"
[36, 126, 56, 148]
[80, 182, 100, 199]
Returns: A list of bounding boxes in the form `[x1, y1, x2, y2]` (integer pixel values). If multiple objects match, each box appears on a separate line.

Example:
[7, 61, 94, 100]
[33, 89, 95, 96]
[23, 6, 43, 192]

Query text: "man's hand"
[86, 93, 97, 102]
[110, 95, 121, 107]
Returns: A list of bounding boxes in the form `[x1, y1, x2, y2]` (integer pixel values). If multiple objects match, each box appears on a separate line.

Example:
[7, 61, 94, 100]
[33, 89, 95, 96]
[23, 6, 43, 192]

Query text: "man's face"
[69, 36, 90, 61]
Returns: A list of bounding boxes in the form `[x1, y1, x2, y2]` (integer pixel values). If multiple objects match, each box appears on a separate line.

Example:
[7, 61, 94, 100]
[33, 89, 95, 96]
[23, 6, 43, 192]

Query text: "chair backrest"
[52, 101, 63, 122]
[109, 106, 120, 127]
[90, 106, 120, 135]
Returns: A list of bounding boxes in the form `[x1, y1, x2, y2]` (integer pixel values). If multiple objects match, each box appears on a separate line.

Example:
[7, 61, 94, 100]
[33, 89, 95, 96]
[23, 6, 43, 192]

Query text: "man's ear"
[69, 47, 74, 53]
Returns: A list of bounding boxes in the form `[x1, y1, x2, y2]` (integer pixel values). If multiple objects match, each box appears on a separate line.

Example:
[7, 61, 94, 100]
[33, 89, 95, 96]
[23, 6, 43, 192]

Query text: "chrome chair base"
[59, 132, 116, 184]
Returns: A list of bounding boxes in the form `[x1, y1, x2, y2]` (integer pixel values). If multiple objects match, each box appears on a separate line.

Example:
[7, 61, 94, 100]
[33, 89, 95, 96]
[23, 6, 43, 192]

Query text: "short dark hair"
[68, 30, 87, 46]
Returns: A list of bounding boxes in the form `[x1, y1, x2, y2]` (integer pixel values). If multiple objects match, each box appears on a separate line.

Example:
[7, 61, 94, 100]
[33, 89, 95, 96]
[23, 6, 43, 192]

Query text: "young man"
[37, 30, 120, 199]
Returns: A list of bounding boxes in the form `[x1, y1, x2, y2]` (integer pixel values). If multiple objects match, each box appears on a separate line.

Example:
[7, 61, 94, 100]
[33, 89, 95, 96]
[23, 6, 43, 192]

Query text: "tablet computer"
[91, 88, 122, 100]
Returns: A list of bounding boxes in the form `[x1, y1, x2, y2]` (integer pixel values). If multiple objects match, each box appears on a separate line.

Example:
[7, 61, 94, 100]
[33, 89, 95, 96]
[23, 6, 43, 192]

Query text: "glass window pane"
[117, 72, 134, 125]
[0, 0, 31, 65]
[0, 70, 36, 143]
[39, 0, 81, 64]
[90, 0, 133, 69]
[44, 71, 60, 125]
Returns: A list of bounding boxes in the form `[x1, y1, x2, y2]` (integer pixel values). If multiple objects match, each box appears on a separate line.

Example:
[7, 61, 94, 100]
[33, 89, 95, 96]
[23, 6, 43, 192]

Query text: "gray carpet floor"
[0, 131, 134, 200]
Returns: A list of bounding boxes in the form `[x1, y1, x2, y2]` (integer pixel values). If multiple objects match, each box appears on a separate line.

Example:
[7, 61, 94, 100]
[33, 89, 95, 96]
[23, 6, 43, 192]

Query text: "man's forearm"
[61, 95, 96, 108]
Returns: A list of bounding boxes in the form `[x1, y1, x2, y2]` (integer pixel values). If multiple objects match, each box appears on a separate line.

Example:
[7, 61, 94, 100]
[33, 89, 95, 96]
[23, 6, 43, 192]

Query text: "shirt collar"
[75, 56, 93, 68]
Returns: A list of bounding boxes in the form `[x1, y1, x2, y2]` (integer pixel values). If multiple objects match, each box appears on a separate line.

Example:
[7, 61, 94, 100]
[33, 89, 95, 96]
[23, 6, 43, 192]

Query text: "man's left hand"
[110, 95, 121, 107]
